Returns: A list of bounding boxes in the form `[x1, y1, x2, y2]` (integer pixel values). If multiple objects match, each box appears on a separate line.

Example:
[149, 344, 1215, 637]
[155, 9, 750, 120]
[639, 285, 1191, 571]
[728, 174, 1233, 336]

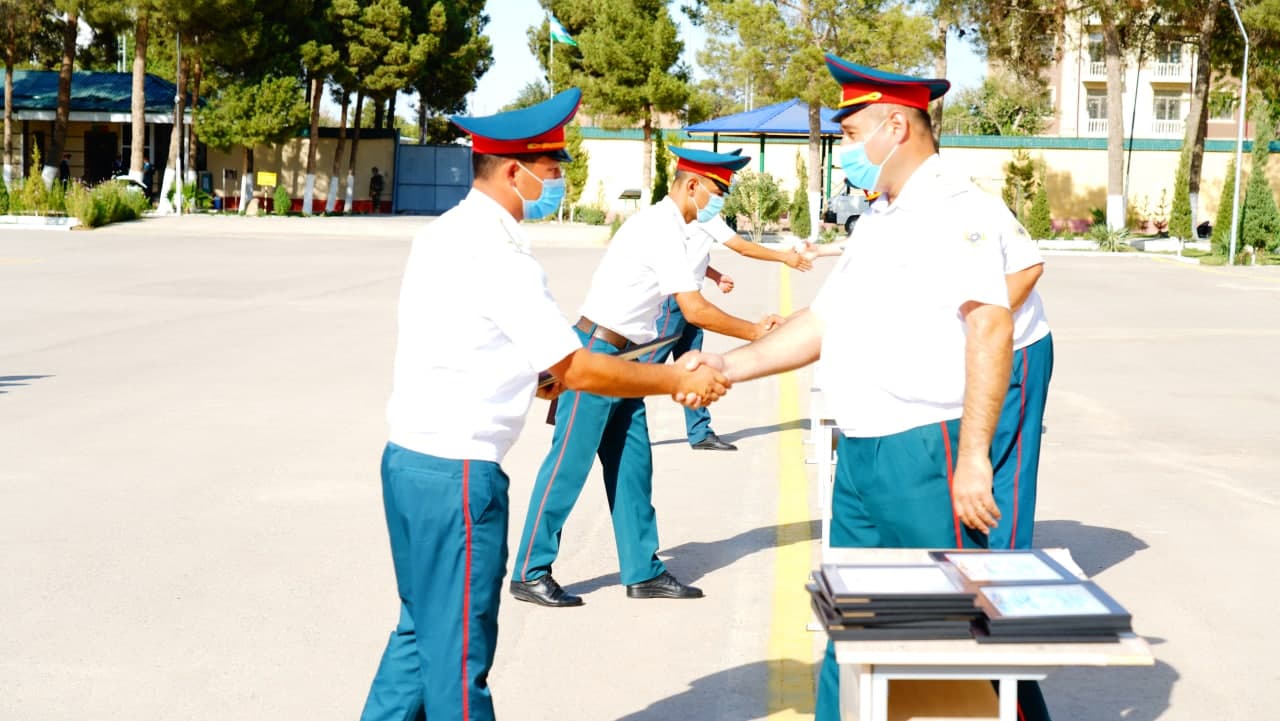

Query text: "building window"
[1153, 91, 1182, 121]
[120, 123, 153, 165]
[1087, 32, 1104, 63]
[1155, 43, 1182, 65]
[1086, 89, 1107, 119]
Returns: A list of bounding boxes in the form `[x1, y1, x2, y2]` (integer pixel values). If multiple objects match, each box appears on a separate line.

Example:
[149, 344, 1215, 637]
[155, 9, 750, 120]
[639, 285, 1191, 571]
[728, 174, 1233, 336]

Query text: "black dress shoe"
[509, 575, 584, 607]
[626, 571, 704, 599]
[691, 433, 737, 451]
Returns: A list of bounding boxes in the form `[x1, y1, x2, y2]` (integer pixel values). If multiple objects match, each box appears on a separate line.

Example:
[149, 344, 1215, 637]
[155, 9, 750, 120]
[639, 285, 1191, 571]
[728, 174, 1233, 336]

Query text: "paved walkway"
[1, 219, 1278, 720]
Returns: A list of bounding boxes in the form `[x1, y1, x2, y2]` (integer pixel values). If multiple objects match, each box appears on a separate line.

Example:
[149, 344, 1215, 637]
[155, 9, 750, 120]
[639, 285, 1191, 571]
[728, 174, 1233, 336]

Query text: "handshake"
[670, 350, 729, 409]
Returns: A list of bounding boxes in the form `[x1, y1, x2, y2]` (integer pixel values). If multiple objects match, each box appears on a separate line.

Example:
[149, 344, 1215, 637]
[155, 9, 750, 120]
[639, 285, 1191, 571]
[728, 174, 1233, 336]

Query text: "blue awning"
[684, 99, 841, 137]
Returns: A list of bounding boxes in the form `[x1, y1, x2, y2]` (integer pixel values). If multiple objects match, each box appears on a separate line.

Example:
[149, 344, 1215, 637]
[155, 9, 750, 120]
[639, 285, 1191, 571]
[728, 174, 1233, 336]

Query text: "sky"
[468, 0, 988, 116]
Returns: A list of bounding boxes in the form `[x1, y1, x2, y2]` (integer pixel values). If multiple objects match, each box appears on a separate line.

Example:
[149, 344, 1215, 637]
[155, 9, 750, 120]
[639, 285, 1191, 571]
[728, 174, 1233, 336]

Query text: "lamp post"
[173, 32, 183, 217]
[1226, 0, 1248, 266]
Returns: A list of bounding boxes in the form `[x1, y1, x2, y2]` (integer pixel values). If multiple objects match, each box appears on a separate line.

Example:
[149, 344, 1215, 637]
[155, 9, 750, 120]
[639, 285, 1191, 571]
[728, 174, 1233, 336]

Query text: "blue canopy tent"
[684, 98, 844, 203]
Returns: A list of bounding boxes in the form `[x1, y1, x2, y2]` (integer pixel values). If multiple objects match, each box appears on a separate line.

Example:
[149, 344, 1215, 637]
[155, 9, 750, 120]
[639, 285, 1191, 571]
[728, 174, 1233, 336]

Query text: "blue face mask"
[517, 163, 566, 221]
[695, 182, 725, 224]
[838, 119, 895, 191]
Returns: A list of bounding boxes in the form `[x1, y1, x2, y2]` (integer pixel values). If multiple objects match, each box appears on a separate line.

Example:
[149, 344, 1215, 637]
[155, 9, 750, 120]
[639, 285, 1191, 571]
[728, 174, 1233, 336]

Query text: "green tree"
[563, 122, 589, 213]
[722, 170, 784, 242]
[535, 0, 691, 203]
[500, 81, 551, 112]
[1001, 149, 1036, 222]
[651, 131, 671, 203]
[789, 151, 810, 238]
[0, 173, 9, 214]
[1211, 157, 1238, 257]
[1, 0, 50, 184]
[1027, 164, 1052, 239]
[1241, 118, 1280, 254]
[408, 0, 492, 144]
[1169, 148, 1192, 240]
[197, 76, 309, 214]
[699, 0, 932, 239]
[940, 73, 1053, 135]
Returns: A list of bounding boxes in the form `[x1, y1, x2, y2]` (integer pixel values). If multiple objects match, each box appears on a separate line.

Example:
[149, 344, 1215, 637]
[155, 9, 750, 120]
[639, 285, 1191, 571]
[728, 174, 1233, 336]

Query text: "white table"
[821, 548, 1155, 721]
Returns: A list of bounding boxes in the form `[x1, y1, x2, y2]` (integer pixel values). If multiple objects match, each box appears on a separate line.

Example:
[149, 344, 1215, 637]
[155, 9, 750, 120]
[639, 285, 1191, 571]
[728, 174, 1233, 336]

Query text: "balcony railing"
[1152, 61, 1186, 78]
[1151, 119, 1185, 135]
[1087, 61, 1106, 77]
[1086, 118, 1108, 134]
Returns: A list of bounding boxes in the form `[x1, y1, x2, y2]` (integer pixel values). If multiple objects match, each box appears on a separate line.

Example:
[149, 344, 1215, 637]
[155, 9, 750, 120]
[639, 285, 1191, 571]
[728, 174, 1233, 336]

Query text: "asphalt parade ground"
[2, 215, 1278, 720]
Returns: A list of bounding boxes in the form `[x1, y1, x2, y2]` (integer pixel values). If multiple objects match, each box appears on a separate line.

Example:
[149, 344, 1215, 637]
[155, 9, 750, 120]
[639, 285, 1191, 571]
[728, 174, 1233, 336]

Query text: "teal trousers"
[360, 444, 509, 721]
[512, 327, 666, 586]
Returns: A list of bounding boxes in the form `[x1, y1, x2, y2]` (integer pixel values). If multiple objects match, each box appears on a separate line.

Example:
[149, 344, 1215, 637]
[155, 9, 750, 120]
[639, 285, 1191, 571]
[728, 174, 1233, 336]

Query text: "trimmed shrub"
[0, 175, 9, 214]
[573, 206, 606, 225]
[1211, 158, 1238, 257]
[1241, 120, 1280, 253]
[651, 132, 671, 204]
[1026, 167, 1052, 239]
[789, 151, 810, 238]
[1169, 148, 1192, 240]
[273, 185, 290, 216]
[66, 181, 151, 228]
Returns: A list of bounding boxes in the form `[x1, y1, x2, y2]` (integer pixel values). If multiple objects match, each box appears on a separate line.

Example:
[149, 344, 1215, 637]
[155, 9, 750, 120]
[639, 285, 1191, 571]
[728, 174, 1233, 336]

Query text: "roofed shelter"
[1, 70, 194, 185]
[684, 99, 843, 199]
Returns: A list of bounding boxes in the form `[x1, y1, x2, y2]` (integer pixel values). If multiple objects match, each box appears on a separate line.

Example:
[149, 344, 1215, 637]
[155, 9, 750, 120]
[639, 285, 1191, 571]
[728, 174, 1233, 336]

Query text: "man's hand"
[784, 249, 814, 272]
[670, 354, 730, 408]
[676, 350, 725, 373]
[751, 314, 785, 340]
[717, 274, 735, 294]
[801, 242, 820, 263]
[951, 453, 1001, 533]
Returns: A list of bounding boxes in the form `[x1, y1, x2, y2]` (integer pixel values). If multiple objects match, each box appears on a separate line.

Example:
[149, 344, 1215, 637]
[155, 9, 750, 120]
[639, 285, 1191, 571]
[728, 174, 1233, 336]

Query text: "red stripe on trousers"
[461, 460, 472, 721]
[1011, 347, 1028, 549]
[520, 391, 582, 581]
[940, 422, 961, 548]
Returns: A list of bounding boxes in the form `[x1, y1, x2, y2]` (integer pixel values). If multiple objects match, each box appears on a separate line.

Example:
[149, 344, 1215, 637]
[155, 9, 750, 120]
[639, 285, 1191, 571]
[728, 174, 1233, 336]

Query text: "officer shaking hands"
[359, 88, 730, 721]
[680, 54, 1054, 721]
[510, 147, 784, 609]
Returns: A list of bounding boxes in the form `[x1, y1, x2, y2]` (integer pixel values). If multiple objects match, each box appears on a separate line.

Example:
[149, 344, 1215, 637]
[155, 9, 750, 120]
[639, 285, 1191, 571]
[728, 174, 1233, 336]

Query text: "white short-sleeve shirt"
[685, 214, 737, 282]
[578, 197, 700, 343]
[811, 155, 1013, 438]
[386, 189, 582, 463]
[994, 208, 1052, 350]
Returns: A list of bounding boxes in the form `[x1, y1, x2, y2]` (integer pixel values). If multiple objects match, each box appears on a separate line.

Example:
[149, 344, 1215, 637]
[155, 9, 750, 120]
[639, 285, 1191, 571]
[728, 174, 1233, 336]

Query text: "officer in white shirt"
[684, 56, 1053, 721]
[510, 148, 784, 607]
[360, 88, 730, 721]
[810, 153, 1056, 552]
[647, 150, 815, 451]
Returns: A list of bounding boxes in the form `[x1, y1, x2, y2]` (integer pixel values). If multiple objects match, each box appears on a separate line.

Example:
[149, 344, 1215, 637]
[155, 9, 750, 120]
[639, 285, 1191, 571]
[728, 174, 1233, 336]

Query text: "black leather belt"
[575, 316, 635, 351]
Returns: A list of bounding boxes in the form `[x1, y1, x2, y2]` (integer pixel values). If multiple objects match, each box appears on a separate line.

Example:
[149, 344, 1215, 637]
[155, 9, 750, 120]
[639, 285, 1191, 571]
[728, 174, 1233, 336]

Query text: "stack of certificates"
[929, 549, 1134, 643]
[808, 563, 982, 640]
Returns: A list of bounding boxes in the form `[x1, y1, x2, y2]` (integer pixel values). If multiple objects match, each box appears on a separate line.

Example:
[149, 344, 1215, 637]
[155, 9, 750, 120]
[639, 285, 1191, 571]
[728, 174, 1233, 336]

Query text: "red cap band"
[839, 82, 930, 111]
[675, 158, 734, 186]
[470, 126, 567, 155]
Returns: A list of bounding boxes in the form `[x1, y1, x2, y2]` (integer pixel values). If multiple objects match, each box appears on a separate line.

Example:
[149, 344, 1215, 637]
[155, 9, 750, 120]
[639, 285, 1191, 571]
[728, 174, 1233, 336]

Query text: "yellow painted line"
[1151, 255, 1280, 283]
[768, 267, 817, 719]
[0, 257, 43, 265]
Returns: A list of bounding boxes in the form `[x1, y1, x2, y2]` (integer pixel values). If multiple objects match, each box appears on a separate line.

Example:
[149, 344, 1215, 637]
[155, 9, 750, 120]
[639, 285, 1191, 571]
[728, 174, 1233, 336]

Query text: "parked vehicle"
[822, 180, 872, 233]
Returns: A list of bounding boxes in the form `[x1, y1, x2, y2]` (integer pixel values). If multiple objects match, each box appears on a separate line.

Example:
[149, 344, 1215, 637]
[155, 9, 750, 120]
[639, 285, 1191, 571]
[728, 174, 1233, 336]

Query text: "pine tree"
[1169, 147, 1192, 241]
[564, 123, 589, 211]
[1211, 158, 1237, 258]
[789, 151, 810, 238]
[651, 131, 670, 204]
[1241, 122, 1280, 255]
[1027, 165, 1052, 239]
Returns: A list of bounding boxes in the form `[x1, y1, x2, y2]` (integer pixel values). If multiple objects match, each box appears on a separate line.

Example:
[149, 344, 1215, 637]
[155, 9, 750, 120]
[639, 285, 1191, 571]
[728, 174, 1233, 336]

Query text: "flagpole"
[549, 21, 554, 92]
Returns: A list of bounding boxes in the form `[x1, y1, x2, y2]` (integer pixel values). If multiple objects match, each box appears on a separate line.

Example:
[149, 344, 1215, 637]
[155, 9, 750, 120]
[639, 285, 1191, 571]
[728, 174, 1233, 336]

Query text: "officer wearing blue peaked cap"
[669, 51, 1055, 721]
[360, 85, 730, 721]
[668, 146, 751, 192]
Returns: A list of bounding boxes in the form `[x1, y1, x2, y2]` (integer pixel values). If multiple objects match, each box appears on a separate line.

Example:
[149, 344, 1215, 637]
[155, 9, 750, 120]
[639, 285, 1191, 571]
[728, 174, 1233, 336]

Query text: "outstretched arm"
[675, 290, 782, 341]
[725, 236, 813, 271]
[546, 348, 730, 408]
[715, 308, 823, 382]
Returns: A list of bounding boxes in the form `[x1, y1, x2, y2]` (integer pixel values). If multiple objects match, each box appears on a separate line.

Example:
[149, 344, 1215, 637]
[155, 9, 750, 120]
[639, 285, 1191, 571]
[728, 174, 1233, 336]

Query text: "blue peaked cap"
[450, 88, 582, 162]
[825, 53, 949, 121]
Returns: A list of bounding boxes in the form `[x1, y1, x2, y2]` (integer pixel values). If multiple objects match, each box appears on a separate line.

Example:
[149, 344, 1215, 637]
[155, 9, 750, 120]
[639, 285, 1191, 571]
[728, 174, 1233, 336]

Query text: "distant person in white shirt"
[360, 88, 729, 721]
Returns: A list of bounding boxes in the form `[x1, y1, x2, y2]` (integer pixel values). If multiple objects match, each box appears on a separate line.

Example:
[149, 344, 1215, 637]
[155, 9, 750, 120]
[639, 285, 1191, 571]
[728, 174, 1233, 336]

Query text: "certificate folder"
[819, 563, 974, 603]
[928, 549, 1076, 585]
[977, 582, 1132, 630]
